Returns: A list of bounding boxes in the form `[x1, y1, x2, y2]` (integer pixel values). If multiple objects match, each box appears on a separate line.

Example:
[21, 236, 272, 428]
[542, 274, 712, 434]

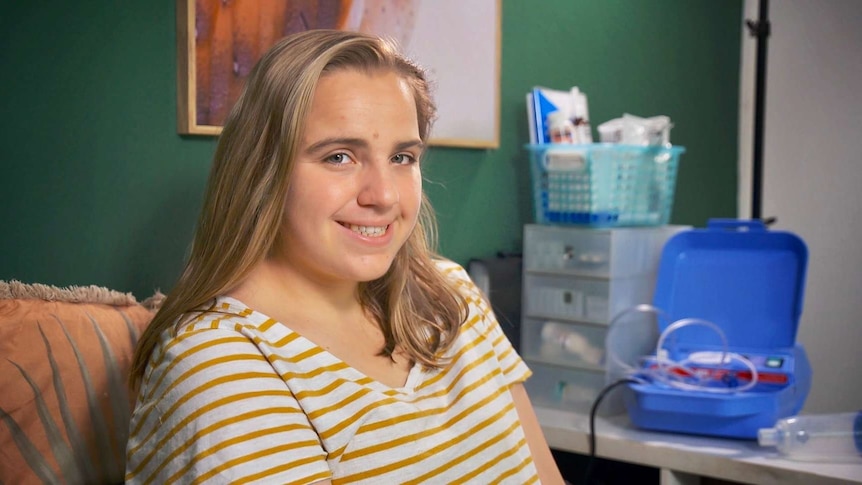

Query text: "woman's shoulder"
[148, 296, 299, 375]
[433, 258, 481, 296]
[433, 257, 466, 276]
[170, 296, 274, 336]
[432, 258, 494, 332]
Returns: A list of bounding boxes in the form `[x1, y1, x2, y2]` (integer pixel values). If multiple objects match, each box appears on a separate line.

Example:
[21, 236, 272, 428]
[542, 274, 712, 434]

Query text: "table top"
[536, 406, 862, 485]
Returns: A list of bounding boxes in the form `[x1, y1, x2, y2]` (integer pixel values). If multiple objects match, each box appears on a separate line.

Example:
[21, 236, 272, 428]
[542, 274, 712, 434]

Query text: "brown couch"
[0, 281, 161, 485]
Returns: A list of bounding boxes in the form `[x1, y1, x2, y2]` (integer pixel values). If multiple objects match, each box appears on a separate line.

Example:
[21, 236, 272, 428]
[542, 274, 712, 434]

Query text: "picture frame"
[176, 0, 500, 148]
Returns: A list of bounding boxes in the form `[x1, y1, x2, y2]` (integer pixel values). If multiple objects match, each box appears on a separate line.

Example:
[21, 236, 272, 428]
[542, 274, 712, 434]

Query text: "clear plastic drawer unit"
[521, 224, 688, 416]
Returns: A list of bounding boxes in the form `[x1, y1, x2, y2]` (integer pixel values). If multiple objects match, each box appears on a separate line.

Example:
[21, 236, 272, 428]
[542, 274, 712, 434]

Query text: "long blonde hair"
[130, 30, 467, 387]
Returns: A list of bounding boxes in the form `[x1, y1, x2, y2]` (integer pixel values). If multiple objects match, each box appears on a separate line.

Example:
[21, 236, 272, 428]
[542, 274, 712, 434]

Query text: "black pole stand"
[746, 0, 771, 222]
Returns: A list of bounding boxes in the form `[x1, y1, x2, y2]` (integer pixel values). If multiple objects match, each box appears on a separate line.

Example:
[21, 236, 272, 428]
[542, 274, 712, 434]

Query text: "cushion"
[0, 281, 159, 485]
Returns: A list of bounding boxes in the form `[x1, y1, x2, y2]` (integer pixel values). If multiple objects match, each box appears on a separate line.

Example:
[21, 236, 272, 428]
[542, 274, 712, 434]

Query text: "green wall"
[0, 1, 741, 298]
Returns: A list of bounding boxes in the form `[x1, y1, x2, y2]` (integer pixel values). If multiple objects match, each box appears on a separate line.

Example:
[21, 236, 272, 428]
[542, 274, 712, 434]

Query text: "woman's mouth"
[343, 223, 388, 238]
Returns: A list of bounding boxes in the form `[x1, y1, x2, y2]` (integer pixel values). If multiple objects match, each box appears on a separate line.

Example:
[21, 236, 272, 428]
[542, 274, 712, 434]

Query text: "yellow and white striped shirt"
[126, 261, 537, 484]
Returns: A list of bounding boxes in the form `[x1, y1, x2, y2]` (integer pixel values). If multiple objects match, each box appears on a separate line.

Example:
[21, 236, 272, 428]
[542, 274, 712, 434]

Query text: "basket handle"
[707, 218, 767, 232]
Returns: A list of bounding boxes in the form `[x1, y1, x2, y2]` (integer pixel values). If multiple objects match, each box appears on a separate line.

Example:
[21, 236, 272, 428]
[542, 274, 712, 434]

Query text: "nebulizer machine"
[604, 219, 814, 440]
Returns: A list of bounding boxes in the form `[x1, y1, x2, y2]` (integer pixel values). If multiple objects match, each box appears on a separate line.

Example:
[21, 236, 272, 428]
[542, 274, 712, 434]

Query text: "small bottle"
[546, 111, 576, 144]
[757, 411, 862, 462]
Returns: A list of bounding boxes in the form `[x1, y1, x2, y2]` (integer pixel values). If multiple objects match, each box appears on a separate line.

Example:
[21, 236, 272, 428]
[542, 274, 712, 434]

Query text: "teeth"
[348, 224, 387, 237]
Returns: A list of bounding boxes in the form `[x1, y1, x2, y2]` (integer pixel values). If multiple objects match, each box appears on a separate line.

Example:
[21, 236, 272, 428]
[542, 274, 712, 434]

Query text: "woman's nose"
[357, 162, 399, 207]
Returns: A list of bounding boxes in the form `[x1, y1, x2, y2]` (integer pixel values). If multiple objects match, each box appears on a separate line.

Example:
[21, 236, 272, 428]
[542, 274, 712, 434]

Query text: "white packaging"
[598, 114, 673, 146]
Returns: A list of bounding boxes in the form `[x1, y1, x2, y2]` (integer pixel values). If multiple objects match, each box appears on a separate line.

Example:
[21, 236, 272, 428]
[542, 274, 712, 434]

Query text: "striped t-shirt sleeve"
[480, 305, 533, 385]
[125, 325, 331, 485]
[440, 261, 532, 386]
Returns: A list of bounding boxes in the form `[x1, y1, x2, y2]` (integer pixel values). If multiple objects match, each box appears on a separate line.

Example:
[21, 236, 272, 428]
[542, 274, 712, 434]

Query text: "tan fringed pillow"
[0, 281, 159, 485]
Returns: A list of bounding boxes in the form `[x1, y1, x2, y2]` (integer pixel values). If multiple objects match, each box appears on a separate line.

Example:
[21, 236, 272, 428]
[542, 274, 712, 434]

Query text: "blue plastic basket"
[527, 144, 684, 227]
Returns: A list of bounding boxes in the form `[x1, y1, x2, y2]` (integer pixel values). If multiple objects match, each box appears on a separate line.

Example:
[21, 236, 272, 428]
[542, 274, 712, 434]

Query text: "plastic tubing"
[652, 318, 759, 393]
[675, 352, 760, 393]
[605, 303, 669, 382]
[605, 304, 760, 393]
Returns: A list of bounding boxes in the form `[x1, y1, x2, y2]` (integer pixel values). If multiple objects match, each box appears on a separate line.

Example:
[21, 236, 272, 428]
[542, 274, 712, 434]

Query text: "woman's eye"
[325, 152, 351, 165]
[392, 154, 417, 165]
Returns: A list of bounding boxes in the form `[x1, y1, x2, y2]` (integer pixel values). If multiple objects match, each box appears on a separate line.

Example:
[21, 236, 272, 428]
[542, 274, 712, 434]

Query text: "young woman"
[126, 29, 563, 484]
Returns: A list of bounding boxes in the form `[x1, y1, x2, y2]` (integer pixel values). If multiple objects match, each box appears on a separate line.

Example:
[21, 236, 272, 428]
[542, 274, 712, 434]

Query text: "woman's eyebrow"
[394, 140, 425, 152]
[303, 137, 368, 154]
[303, 138, 424, 154]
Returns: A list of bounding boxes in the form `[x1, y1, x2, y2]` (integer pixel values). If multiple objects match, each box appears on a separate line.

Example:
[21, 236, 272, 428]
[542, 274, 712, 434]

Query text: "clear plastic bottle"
[757, 412, 862, 462]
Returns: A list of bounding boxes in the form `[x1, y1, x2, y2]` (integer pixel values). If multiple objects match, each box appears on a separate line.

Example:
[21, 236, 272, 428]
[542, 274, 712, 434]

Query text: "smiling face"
[273, 68, 424, 287]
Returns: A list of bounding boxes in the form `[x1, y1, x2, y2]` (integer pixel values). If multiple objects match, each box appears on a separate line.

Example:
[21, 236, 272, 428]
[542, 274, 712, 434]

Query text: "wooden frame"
[176, 0, 500, 148]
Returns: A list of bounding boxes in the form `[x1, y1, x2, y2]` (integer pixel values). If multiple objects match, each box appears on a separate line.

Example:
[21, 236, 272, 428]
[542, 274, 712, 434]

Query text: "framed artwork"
[176, 0, 500, 148]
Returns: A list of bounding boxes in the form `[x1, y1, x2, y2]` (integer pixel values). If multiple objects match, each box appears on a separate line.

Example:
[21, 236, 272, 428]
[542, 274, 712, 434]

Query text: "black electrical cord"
[582, 377, 640, 485]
